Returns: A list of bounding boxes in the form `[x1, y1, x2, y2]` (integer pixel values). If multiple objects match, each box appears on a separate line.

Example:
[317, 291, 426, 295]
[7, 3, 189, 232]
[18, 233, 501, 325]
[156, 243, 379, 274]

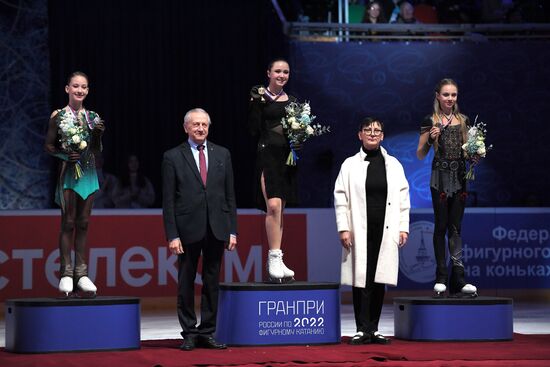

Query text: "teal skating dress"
[54, 107, 100, 208]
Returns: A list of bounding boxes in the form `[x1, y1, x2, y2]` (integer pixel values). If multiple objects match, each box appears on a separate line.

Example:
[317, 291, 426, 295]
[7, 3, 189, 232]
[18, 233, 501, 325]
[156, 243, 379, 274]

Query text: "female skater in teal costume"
[44, 71, 105, 296]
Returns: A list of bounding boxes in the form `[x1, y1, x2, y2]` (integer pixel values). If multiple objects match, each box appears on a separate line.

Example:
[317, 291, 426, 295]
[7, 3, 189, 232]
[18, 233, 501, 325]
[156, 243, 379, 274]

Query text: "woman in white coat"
[334, 117, 410, 345]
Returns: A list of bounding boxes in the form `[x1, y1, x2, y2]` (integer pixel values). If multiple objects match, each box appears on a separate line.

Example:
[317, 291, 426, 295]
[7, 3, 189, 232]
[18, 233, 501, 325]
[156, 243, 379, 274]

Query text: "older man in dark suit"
[162, 108, 237, 351]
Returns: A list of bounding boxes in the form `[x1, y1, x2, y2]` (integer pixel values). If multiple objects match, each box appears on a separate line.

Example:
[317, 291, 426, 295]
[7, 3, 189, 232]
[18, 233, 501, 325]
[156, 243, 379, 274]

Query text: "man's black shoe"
[179, 336, 197, 351]
[348, 331, 371, 345]
[198, 336, 227, 349]
[370, 331, 391, 345]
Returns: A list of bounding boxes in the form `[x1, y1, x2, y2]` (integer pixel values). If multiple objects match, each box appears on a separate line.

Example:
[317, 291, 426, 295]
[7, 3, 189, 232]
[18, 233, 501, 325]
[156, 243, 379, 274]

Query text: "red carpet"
[1, 334, 550, 367]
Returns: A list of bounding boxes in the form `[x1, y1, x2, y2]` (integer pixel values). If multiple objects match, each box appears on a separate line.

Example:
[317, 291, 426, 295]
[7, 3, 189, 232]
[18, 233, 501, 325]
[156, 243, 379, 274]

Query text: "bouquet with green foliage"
[57, 109, 91, 179]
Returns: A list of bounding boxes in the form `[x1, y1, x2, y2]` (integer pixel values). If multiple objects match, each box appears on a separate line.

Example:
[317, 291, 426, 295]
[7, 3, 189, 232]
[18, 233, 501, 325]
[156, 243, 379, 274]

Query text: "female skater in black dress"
[249, 59, 298, 283]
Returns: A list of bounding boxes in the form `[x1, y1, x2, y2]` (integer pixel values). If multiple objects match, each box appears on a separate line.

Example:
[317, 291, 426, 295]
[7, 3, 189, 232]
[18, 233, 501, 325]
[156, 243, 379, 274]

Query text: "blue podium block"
[216, 282, 340, 346]
[394, 296, 513, 341]
[5, 297, 140, 353]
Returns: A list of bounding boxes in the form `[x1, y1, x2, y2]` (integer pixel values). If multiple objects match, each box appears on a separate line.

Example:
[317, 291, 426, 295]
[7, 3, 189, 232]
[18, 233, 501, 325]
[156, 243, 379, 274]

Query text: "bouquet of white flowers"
[57, 109, 91, 179]
[280, 101, 330, 166]
[462, 116, 492, 180]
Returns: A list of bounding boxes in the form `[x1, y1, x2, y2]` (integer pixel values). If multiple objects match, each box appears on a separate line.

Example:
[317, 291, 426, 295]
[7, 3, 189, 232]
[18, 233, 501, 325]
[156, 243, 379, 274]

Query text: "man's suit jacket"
[162, 140, 237, 244]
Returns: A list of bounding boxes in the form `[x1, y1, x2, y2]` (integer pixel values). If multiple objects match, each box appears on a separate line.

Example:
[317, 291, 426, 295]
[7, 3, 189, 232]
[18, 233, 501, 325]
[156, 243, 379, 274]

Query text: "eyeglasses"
[361, 128, 383, 136]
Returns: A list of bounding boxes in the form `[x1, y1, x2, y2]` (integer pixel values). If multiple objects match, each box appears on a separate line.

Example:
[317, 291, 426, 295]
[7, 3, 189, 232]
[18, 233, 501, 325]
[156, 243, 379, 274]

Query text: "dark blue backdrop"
[400, 209, 550, 290]
[289, 40, 550, 208]
[0, 1, 49, 209]
[2, 0, 549, 209]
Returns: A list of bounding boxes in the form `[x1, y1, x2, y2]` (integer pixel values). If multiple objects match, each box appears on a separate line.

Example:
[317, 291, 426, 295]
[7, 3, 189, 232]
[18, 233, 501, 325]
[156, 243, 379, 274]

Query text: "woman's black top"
[420, 114, 469, 197]
[363, 146, 387, 223]
[249, 86, 298, 211]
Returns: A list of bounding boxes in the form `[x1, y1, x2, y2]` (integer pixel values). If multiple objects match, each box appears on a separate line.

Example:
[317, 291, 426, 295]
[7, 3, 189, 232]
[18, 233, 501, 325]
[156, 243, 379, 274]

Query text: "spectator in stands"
[362, 1, 388, 23]
[392, 1, 419, 23]
[416, 78, 477, 298]
[334, 117, 410, 345]
[113, 154, 155, 208]
[93, 154, 118, 208]
[388, 0, 401, 22]
[414, 0, 439, 23]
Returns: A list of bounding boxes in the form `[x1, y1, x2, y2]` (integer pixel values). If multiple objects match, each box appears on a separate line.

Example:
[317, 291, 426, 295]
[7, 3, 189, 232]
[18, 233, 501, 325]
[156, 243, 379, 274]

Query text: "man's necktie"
[198, 144, 207, 185]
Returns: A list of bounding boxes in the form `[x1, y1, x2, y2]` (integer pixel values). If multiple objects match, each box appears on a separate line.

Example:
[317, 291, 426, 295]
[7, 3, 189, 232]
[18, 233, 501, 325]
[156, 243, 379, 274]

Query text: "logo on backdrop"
[0, 213, 308, 301]
[399, 220, 440, 283]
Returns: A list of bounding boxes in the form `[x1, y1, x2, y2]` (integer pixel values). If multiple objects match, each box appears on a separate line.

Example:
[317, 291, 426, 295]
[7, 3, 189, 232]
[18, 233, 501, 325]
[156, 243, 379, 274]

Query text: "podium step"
[5, 297, 140, 353]
[216, 282, 340, 346]
[393, 296, 513, 341]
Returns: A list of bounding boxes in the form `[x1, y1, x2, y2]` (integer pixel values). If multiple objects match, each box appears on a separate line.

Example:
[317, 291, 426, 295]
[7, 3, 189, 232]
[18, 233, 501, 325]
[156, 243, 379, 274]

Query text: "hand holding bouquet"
[462, 116, 492, 180]
[280, 101, 330, 166]
[91, 117, 105, 136]
[57, 109, 90, 179]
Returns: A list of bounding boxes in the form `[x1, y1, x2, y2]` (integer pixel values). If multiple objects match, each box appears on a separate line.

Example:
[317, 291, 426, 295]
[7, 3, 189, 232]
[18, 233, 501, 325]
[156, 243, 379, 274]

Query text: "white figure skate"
[59, 276, 73, 298]
[433, 283, 447, 298]
[267, 249, 295, 284]
[76, 276, 97, 298]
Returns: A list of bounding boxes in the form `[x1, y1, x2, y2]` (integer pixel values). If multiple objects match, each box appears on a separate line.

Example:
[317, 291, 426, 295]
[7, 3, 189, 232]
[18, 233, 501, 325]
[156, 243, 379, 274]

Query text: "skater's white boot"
[433, 283, 446, 296]
[461, 283, 477, 294]
[267, 249, 285, 283]
[77, 276, 97, 296]
[279, 251, 295, 279]
[59, 276, 73, 297]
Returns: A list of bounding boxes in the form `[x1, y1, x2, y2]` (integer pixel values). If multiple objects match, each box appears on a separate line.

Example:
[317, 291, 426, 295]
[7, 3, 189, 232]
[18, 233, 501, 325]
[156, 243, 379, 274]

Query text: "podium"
[5, 297, 140, 353]
[394, 296, 513, 341]
[216, 282, 340, 346]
